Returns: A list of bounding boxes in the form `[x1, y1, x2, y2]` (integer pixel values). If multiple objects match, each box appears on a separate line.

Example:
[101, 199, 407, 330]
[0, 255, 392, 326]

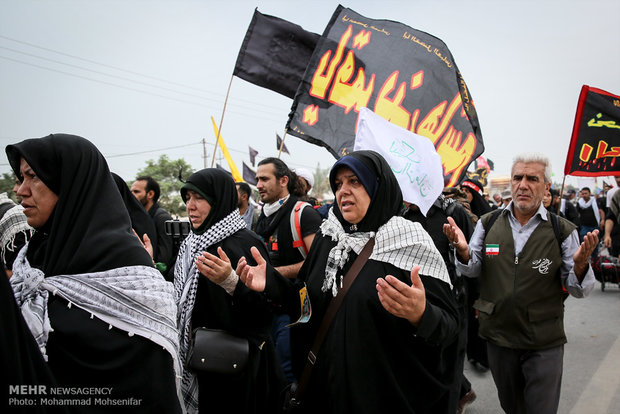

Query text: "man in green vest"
[443, 153, 599, 414]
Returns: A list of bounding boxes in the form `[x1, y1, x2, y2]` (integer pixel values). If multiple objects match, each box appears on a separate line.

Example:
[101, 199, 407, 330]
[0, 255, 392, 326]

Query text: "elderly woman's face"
[334, 166, 371, 224]
[17, 158, 58, 229]
[185, 190, 212, 229]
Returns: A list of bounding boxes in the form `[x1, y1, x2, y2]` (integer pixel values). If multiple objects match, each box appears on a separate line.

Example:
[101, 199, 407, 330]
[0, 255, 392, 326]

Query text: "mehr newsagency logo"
[8, 385, 142, 408]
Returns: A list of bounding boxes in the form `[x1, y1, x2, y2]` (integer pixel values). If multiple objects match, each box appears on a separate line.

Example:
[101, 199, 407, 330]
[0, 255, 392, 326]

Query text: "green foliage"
[135, 155, 194, 217]
[310, 164, 332, 201]
[0, 171, 18, 202]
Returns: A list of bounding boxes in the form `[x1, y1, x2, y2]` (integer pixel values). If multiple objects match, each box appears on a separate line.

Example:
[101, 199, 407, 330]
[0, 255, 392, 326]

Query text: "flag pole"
[277, 128, 289, 159]
[210, 75, 234, 168]
[557, 175, 567, 215]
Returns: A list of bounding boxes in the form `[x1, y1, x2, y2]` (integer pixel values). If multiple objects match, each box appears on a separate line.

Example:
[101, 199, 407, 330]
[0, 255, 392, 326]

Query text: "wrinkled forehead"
[511, 161, 546, 179]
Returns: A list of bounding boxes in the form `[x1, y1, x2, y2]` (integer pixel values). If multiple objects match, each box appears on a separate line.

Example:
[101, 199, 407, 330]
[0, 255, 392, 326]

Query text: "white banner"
[354, 107, 444, 216]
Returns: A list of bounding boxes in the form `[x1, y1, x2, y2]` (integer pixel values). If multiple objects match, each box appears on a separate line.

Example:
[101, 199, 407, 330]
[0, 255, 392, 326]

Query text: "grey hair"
[512, 153, 552, 183]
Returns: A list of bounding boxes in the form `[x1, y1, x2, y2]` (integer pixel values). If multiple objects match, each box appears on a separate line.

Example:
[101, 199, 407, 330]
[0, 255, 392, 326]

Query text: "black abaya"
[178, 168, 286, 413]
[263, 151, 460, 413]
[6, 134, 181, 413]
[111, 172, 157, 248]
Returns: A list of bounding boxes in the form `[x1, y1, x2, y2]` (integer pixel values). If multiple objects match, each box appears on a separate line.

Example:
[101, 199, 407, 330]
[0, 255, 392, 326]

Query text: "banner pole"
[277, 128, 289, 159]
[210, 75, 234, 168]
[557, 175, 567, 215]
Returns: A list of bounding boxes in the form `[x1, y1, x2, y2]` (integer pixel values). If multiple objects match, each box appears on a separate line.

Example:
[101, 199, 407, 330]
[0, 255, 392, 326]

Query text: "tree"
[0, 171, 18, 202]
[311, 164, 332, 201]
[134, 155, 194, 217]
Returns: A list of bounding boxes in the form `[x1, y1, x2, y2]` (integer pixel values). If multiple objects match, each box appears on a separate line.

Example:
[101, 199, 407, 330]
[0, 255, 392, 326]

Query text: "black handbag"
[186, 328, 249, 375]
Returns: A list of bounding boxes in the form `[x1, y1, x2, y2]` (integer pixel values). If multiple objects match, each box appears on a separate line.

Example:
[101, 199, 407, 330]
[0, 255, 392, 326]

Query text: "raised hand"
[236, 246, 267, 292]
[376, 266, 426, 326]
[573, 229, 599, 279]
[196, 246, 232, 284]
[443, 217, 470, 261]
[133, 229, 154, 260]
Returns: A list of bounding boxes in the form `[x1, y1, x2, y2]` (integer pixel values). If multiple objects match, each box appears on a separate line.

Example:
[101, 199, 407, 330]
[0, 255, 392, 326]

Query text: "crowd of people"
[2, 133, 607, 414]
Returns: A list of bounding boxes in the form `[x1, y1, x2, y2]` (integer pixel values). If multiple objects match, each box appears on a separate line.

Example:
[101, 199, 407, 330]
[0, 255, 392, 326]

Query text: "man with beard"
[131, 176, 174, 274]
[236, 181, 258, 231]
[254, 158, 322, 383]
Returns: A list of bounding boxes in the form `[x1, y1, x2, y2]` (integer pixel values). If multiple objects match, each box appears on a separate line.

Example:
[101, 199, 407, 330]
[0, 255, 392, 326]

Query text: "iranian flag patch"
[486, 244, 500, 256]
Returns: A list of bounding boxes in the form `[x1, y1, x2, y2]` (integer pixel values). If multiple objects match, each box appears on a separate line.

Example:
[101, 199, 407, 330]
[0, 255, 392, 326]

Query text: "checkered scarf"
[173, 209, 245, 413]
[0, 195, 33, 265]
[320, 208, 451, 296]
[10, 243, 183, 407]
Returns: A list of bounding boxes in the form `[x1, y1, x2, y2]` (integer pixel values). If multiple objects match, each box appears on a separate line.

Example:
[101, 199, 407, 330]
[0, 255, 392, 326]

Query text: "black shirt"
[256, 198, 322, 268]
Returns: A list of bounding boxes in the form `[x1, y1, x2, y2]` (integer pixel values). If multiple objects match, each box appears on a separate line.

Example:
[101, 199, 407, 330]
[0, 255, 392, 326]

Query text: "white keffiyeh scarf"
[578, 197, 601, 225]
[320, 208, 451, 296]
[262, 194, 290, 217]
[10, 243, 184, 409]
[0, 194, 33, 264]
[173, 209, 245, 414]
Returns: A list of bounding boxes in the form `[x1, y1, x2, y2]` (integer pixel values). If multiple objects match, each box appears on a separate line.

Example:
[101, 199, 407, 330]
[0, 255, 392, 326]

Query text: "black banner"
[233, 9, 319, 99]
[564, 85, 620, 176]
[286, 5, 483, 186]
[242, 162, 257, 185]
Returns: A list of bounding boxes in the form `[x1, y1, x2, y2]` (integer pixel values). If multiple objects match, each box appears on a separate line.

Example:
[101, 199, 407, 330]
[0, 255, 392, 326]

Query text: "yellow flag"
[211, 116, 242, 182]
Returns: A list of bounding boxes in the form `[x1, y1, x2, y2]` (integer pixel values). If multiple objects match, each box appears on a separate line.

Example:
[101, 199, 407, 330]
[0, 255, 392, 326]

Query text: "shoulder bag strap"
[294, 237, 376, 400]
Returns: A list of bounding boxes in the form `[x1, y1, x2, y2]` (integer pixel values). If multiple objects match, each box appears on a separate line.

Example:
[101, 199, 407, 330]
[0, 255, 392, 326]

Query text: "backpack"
[290, 201, 311, 259]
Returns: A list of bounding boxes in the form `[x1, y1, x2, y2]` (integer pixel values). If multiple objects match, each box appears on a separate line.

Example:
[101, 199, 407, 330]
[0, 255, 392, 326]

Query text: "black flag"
[243, 162, 257, 185]
[276, 133, 290, 154]
[233, 9, 319, 99]
[249, 146, 258, 167]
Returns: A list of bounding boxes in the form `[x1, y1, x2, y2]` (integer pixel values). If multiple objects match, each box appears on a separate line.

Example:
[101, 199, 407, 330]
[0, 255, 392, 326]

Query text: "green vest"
[474, 211, 575, 349]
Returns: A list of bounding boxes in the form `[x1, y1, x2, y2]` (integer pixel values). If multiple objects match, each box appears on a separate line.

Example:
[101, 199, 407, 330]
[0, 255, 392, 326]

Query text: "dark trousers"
[465, 277, 488, 367]
[487, 342, 564, 414]
[271, 313, 295, 383]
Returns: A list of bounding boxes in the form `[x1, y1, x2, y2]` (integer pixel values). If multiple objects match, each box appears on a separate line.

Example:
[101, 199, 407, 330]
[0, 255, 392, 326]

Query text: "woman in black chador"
[111, 172, 157, 250]
[174, 168, 285, 413]
[6, 134, 183, 413]
[238, 150, 460, 413]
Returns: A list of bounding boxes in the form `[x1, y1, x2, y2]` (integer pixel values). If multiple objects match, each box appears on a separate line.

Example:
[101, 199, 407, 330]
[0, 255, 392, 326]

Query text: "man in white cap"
[501, 190, 512, 209]
[294, 167, 319, 206]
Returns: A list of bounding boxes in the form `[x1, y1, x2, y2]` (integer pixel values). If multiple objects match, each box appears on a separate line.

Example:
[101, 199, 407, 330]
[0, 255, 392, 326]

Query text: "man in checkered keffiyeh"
[0, 192, 33, 274]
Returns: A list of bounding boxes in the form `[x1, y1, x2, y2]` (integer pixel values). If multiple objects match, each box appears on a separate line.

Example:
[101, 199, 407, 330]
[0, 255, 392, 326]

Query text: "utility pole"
[202, 138, 207, 169]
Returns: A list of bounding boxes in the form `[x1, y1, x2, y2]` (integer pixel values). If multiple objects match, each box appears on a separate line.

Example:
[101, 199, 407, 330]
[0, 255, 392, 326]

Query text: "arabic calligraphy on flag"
[355, 108, 444, 216]
[564, 85, 620, 176]
[286, 5, 484, 187]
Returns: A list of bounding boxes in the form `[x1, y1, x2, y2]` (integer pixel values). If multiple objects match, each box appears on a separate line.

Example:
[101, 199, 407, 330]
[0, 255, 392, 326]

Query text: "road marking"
[570, 336, 620, 414]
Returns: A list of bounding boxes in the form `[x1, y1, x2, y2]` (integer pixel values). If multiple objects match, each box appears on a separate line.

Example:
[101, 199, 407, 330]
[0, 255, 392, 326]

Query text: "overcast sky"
[1, 0, 619, 190]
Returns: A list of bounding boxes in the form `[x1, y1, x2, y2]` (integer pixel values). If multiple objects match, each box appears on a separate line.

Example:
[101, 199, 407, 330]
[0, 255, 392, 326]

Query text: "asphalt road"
[463, 280, 620, 414]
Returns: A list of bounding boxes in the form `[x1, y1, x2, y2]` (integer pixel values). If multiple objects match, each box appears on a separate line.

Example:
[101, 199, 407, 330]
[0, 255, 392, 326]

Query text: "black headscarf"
[180, 168, 238, 234]
[111, 172, 158, 246]
[6, 134, 153, 276]
[328, 150, 403, 233]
